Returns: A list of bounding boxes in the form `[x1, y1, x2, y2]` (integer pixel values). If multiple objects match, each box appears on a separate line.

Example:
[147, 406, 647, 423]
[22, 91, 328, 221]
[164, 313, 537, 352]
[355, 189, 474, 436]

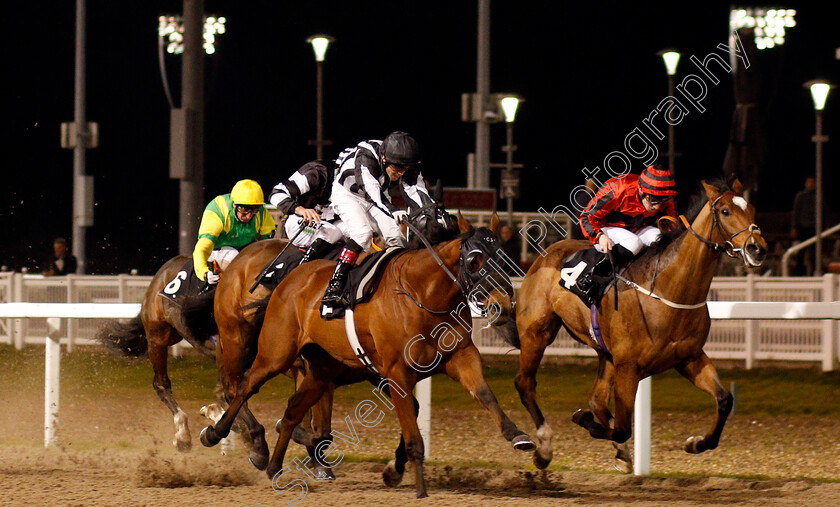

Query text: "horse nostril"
[746, 243, 766, 260]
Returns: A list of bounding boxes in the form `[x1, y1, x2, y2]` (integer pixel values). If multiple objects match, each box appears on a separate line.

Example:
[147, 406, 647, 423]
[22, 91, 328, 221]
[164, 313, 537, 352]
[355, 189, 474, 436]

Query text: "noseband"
[680, 193, 761, 261]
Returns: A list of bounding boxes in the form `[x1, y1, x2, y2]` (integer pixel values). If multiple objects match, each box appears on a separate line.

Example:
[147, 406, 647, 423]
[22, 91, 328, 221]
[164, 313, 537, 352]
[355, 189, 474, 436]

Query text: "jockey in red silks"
[571, 164, 677, 308]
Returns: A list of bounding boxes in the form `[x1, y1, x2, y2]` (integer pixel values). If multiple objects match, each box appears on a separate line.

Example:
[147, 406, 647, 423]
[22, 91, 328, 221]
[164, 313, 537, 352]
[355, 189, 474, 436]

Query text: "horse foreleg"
[676, 353, 732, 454]
[447, 345, 535, 452]
[573, 362, 638, 445]
[514, 337, 552, 468]
[268, 375, 330, 482]
[382, 394, 418, 487]
[306, 385, 337, 480]
[386, 373, 428, 499]
[587, 354, 631, 473]
[149, 337, 191, 452]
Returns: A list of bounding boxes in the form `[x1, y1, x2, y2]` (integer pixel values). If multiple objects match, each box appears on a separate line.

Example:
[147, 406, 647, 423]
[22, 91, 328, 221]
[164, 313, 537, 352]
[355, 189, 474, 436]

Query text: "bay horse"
[200, 213, 536, 498]
[94, 244, 284, 452]
[509, 179, 766, 471]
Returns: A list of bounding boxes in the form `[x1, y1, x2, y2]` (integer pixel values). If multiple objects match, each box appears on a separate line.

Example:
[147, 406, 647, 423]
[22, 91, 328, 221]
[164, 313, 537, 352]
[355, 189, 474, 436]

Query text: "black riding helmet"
[381, 131, 421, 167]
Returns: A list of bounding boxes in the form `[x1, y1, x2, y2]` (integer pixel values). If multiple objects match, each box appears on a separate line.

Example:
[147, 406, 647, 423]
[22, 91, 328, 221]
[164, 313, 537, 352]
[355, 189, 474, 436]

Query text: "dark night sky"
[5, 1, 839, 274]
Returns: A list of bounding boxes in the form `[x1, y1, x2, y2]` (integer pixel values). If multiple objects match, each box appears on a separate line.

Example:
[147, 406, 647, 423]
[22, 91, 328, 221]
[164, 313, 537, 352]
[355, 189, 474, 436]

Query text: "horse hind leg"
[514, 343, 553, 468]
[148, 333, 191, 451]
[677, 353, 733, 454]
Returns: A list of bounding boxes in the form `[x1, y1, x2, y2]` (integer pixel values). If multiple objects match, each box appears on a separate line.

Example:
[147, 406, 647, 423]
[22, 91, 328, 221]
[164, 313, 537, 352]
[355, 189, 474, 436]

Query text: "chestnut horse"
[209, 201, 458, 477]
[200, 213, 535, 498]
[510, 180, 766, 471]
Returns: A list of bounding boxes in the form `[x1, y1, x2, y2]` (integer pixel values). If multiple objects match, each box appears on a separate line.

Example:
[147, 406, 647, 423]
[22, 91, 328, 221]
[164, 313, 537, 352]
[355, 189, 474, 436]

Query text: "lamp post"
[805, 80, 832, 275]
[307, 34, 334, 161]
[500, 96, 520, 227]
[658, 49, 680, 177]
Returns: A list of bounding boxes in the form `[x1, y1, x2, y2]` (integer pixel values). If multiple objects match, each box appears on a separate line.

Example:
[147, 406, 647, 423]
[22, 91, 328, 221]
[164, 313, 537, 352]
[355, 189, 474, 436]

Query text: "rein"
[679, 193, 761, 261]
[392, 220, 461, 314]
[621, 192, 759, 310]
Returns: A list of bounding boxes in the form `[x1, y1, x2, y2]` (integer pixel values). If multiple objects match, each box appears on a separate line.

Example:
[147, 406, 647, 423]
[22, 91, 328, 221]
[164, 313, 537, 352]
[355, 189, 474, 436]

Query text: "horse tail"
[243, 294, 272, 336]
[490, 311, 520, 350]
[95, 314, 148, 357]
[181, 290, 218, 341]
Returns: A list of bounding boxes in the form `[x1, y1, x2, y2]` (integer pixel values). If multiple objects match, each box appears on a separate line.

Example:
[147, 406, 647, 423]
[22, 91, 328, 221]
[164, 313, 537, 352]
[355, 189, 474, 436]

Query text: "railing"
[1, 271, 838, 371]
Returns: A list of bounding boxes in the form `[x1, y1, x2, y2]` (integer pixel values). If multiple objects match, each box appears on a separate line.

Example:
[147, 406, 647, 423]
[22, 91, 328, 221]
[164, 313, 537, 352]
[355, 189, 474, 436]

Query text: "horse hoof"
[200, 426, 221, 447]
[571, 409, 593, 428]
[291, 425, 314, 447]
[313, 464, 336, 481]
[175, 438, 192, 452]
[249, 451, 269, 471]
[614, 457, 633, 474]
[382, 460, 404, 487]
[684, 435, 704, 454]
[533, 452, 552, 470]
[512, 434, 536, 452]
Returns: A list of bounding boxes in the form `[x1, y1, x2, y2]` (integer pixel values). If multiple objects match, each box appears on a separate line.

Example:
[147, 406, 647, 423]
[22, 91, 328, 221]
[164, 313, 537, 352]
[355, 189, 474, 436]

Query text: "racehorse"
[509, 179, 766, 471]
[210, 200, 460, 480]
[95, 251, 231, 451]
[200, 213, 536, 498]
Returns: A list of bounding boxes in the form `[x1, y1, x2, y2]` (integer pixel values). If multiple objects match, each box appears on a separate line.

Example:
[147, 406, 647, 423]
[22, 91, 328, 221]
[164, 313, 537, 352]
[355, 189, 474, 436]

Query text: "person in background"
[192, 179, 276, 285]
[42, 237, 77, 276]
[790, 176, 817, 276]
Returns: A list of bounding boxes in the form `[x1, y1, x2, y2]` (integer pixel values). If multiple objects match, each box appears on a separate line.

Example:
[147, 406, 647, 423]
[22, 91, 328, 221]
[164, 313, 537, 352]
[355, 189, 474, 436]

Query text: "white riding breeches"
[208, 246, 240, 271]
[599, 226, 661, 255]
[284, 215, 347, 248]
[330, 183, 406, 249]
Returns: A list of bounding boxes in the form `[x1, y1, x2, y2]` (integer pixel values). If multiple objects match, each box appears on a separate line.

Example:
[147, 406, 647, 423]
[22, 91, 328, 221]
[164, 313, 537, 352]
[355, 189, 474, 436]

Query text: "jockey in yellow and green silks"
[192, 179, 277, 283]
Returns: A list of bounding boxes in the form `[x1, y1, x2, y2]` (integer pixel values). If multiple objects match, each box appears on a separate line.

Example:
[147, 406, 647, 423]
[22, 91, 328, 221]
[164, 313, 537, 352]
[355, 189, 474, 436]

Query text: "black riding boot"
[320, 241, 361, 320]
[574, 245, 637, 307]
[299, 238, 333, 266]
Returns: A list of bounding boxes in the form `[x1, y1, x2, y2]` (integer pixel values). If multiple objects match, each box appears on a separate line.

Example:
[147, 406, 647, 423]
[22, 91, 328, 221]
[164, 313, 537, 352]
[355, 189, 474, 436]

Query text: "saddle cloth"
[558, 248, 604, 292]
[159, 259, 210, 304]
[254, 243, 343, 292]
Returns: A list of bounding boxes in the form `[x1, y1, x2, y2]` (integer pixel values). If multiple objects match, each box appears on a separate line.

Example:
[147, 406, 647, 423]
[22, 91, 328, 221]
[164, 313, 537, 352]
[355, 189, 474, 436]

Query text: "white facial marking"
[732, 196, 748, 211]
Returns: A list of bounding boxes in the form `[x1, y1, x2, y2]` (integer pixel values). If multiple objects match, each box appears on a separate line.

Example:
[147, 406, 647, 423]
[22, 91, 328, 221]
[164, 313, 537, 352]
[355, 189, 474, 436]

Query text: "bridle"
[679, 192, 761, 262]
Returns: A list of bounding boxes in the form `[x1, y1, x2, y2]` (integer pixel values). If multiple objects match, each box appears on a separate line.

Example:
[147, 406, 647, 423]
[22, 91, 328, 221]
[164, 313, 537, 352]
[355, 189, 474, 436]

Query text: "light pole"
[307, 35, 334, 161]
[658, 49, 680, 177]
[500, 96, 520, 227]
[805, 80, 832, 275]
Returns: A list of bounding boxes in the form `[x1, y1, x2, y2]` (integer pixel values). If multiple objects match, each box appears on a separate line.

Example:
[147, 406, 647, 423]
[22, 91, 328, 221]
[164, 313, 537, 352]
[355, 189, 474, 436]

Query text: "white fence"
[2, 271, 839, 371]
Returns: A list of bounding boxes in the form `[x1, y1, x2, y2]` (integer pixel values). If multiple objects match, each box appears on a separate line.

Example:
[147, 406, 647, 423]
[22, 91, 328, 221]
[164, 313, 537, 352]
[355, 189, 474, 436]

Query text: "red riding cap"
[639, 165, 677, 196]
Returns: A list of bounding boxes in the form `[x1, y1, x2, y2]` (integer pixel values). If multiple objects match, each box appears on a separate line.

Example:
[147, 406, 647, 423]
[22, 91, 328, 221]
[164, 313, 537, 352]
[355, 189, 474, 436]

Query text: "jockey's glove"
[392, 210, 408, 224]
[205, 271, 220, 284]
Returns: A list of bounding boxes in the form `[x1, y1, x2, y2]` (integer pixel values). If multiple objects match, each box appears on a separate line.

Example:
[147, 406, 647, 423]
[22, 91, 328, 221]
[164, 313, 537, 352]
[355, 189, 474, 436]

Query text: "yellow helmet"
[230, 179, 265, 205]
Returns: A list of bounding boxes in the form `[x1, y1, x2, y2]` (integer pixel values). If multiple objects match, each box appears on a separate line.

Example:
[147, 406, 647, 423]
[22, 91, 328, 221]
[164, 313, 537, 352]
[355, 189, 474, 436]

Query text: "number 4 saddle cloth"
[558, 248, 616, 308]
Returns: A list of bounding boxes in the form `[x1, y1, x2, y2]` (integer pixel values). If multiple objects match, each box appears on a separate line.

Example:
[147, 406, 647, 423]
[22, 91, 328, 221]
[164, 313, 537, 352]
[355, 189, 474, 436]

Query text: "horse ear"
[432, 179, 444, 203]
[490, 213, 501, 236]
[702, 180, 722, 201]
[457, 211, 473, 233]
[732, 179, 744, 194]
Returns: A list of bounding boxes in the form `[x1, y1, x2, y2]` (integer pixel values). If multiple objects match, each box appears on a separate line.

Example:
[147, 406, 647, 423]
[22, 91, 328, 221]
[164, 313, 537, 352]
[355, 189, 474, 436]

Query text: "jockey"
[320, 131, 433, 319]
[193, 179, 277, 285]
[268, 160, 346, 265]
[573, 164, 677, 307]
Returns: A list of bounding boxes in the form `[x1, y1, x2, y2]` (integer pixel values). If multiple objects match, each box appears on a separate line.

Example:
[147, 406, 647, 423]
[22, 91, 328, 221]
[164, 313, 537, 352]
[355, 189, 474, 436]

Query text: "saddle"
[159, 259, 213, 304]
[329, 247, 404, 319]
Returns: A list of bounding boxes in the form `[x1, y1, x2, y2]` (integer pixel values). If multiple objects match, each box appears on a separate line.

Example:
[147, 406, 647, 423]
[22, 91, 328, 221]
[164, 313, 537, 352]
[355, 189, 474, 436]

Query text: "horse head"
[455, 212, 515, 324]
[701, 179, 767, 267]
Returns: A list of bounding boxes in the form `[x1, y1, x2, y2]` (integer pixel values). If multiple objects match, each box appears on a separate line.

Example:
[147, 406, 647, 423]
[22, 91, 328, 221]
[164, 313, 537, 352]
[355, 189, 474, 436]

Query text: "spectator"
[43, 237, 77, 276]
[790, 176, 817, 276]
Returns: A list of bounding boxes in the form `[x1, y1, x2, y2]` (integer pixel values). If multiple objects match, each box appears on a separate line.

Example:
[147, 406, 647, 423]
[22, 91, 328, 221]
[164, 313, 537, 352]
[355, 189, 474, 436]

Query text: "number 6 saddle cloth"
[158, 259, 210, 305]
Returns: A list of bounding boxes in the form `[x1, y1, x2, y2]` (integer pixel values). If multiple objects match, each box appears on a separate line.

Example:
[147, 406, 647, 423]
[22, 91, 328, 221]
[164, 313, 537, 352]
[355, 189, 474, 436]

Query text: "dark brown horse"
[200, 213, 535, 498]
[509, 180, 767, 471]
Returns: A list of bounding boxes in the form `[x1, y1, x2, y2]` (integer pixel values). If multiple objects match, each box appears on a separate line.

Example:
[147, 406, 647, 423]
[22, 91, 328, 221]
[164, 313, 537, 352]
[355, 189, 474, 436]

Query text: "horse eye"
[721, 208, 730, 217]
[469, 256, 482, 272]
